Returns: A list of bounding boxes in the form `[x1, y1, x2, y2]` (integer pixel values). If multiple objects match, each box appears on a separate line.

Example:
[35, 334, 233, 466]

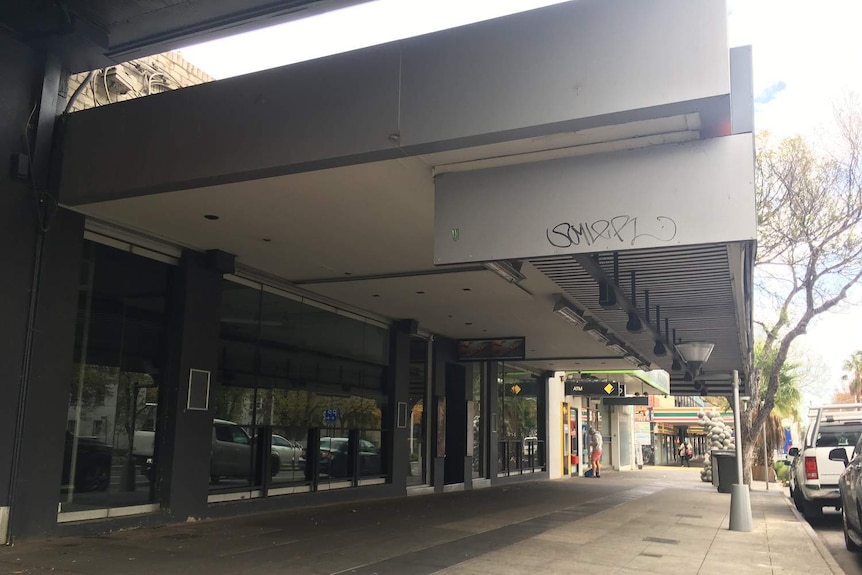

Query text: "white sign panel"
[434, 134, 755, 264]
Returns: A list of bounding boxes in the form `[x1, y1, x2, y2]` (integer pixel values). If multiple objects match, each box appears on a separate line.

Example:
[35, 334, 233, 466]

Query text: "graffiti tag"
[546, 215, 677, 248]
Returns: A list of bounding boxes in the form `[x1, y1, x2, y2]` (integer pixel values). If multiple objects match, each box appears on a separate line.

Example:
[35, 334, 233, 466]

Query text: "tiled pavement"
[0, 466, 843, 575]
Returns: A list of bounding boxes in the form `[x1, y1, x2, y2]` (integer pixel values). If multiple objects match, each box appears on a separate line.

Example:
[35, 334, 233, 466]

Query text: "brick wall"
[62, 51, 214, 113]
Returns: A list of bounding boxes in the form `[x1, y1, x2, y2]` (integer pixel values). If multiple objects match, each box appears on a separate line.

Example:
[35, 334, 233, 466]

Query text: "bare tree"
[742, 103, 862, 482]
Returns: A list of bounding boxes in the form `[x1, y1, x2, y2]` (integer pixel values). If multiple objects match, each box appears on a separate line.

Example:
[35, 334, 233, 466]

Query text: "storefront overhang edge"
[433, 134, 756, 265]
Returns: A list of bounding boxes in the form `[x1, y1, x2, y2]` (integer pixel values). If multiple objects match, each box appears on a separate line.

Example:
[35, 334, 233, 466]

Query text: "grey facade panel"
[434, 134, 756, 264]
[59, 0, 733, 206]
[60, 44, 403, 204]
[730, 45, 755, 134]
[399, 0, 730, 147]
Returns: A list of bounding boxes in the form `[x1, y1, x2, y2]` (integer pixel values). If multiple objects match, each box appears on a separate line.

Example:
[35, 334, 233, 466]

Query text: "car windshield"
[816, 422, 862, 447]
[272, 436, 290, 447]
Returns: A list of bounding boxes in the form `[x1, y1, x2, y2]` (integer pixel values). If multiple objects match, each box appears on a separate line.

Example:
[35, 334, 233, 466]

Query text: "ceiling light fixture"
[583, 324, 609, 343]
[553, 301, 587, 327]
[675, 341, 715, 375]
[484, 260, 525, 283]
[598, 280, 617, 308]
[653, 340, 667, 356]
[625, 312, 643, 333]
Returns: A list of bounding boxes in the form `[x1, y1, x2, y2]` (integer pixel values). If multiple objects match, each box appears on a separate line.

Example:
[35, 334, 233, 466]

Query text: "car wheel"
[792, 486, 804, 512]
[76, 459, 110, 492]
[844, 506, 861, 552]
[270, 454, 281, 477]
[802, 499, 824, 521]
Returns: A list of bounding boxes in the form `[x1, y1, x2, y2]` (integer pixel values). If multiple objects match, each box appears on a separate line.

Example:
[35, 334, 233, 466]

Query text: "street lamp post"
[729, 370, 752, 531]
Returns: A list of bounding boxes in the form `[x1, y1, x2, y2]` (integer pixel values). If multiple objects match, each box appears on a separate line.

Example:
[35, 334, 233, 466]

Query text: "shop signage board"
[603, 396, 649, 406]
[457, 337, 526, 361]
[565, 380, 622, 397]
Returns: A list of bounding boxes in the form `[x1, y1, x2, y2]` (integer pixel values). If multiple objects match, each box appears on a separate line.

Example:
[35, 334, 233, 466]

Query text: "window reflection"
[407, 338, 428, 486]
[60, 241, 170, 513]
[497, 363, 542, 476]
[213, 280, 390, 493]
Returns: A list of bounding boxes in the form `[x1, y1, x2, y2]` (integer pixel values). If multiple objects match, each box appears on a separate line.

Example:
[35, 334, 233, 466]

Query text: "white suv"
[789, 405, 862, 519]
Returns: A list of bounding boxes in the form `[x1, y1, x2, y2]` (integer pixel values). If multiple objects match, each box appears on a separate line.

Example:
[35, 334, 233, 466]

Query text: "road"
[795, 495, 862, 574]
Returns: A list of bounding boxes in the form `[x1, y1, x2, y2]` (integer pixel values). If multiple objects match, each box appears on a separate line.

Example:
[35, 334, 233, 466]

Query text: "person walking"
[678, 439, 692, 467]
[589, 427, 603, 478]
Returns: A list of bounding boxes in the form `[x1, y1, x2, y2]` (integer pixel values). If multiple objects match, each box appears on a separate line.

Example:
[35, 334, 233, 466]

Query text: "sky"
[178, 0, 862, 406]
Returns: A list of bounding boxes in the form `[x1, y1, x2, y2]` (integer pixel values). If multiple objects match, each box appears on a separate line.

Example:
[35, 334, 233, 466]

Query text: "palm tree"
[754, 342, 801, 421]
[842, 351, 862, 403]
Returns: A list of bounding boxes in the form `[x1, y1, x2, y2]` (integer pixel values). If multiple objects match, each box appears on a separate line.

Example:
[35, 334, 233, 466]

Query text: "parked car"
[269, 434, 302, 471]
[61, 431, 113, 492]
[142, 419, 281, 482]
[831, 437, 862, 551]
[789, 404, 862, 519]
[303, 437, 381, 479]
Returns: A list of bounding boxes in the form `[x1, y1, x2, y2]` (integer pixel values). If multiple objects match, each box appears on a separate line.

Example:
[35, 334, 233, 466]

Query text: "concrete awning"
[57, 0, 753, 396]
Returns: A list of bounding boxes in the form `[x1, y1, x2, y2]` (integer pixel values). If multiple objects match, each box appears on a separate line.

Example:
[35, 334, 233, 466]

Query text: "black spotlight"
[683, 371, 693, 382]
[671, 357, 682, 371]
[653, 340, 667, 356]
[693, 381, 703, 391]
[598, 280, 617, 308]
[626, 312, 643, 333]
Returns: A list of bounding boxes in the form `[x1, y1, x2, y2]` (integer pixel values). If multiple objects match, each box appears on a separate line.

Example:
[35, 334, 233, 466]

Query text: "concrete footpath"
[0, 467, 843, 575]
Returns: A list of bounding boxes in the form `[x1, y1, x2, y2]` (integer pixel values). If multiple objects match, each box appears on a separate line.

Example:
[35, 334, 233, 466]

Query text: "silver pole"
[729, 369, 752, 531]
[732, 370, 743, 484]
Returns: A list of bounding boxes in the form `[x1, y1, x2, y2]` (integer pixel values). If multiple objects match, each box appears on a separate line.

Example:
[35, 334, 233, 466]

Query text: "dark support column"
[487, 362, 500, 482]
[388, 320, 412, 491]
[6, 209, 84, 539]
[0, 40, 41, 526]
[1, 42, 85, 540]
[348, 428, 360, 486]
[445, 363, 467, 485]
[431, 337, 456, 492]
[537, 373, 550, 470]
[305, 428, 320, 490]
[158, 251, 224, 520]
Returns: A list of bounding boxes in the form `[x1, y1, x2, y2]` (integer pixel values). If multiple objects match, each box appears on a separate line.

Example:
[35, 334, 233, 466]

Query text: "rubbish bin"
[711, 450, 737, 493]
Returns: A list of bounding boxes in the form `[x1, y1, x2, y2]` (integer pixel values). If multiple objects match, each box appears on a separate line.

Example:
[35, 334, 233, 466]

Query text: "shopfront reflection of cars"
[269, 434, 302, 470]
[143, 419, 281, 482]
[61, 431, 113, 492]
[302, 437, 381, 479]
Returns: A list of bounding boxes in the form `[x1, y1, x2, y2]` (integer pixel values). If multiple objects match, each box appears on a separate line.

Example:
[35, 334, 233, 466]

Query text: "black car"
[303, 437, 381, 479]
[831, 436, 862, 552]
[61, 431, 113, 492]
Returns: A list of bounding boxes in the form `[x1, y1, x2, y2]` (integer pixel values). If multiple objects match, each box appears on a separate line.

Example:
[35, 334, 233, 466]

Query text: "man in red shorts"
[589, 426, 603, 478]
